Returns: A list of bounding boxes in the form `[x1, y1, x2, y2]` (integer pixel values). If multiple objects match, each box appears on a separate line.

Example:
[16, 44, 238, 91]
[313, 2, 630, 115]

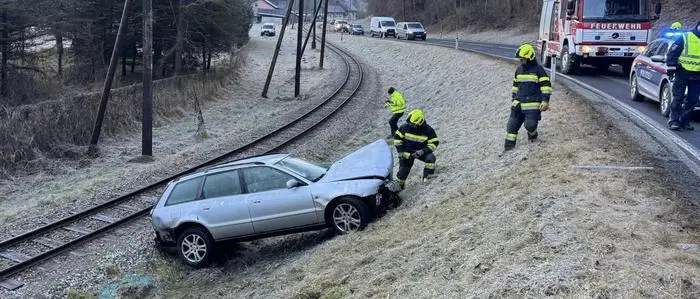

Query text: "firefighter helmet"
[516, 43, 536, 61]
[671, 22, 682, 30]
[407, 109, 425, 126]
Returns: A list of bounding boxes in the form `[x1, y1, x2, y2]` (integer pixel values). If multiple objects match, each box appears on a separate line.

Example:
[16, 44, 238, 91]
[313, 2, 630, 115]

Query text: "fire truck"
[538, 0, 661, 75]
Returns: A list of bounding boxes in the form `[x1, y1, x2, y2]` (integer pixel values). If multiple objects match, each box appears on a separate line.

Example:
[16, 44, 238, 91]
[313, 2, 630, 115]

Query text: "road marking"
[572, 165, 654, 171]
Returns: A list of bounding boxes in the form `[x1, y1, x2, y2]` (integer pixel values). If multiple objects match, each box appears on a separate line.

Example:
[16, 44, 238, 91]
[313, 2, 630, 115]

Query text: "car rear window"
[202, 171, 242, 199]
[166, 177, 203, 206]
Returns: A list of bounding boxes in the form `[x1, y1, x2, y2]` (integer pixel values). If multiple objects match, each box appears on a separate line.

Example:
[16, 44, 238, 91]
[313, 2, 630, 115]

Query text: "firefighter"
[385, 87, 406, 139]
[667, 20, 700, 131]
[393, 109, 439, 189]
[503, 43, 552, 152]
[661, 21, 683, 38]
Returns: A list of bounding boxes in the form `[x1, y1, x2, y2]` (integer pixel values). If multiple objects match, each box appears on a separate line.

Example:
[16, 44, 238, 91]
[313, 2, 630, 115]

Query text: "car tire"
[177, 227, 215, 268]
[559, 44, 580, 75]
[660, 83, 672, 117]
[630, 75, 645, 102]
[327, 197, 371, 235]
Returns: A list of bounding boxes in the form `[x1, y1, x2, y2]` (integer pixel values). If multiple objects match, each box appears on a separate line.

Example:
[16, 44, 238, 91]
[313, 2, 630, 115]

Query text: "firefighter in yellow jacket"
[393, 109, 439, 189]
[504, 44, 552, 151]
[385, 87, 406, 139]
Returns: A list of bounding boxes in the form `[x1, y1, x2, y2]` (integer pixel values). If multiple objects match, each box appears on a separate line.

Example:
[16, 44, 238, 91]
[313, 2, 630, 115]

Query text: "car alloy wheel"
[630, 76, 644, 102]
[333, 203, 361, 233]
[660, 84, 672, 117]
[181, 234, 207, 264]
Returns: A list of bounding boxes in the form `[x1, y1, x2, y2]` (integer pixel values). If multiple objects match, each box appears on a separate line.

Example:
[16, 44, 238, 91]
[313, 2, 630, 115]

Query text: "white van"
[396, 22, 426, 40]
[370, 17, 397, 38]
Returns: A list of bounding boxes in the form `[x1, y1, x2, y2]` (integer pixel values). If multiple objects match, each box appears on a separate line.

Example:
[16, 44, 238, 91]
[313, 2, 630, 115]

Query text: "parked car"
[335, 20, 348, 33]
[150, 140, 401, 267]
[370, 17, 396, 38]
[396, 22, 426, 40]
[629, 37, 692, 117]
[260, 23, 276, 37]
[349, 24, 364, 35]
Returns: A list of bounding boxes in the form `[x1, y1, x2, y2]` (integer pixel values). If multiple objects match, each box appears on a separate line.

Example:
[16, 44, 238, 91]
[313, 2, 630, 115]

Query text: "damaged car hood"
[319, 140, 393, 182]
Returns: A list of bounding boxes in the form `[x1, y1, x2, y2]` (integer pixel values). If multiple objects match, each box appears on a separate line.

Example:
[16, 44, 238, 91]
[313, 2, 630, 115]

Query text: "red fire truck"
[538, 0, 661, 75]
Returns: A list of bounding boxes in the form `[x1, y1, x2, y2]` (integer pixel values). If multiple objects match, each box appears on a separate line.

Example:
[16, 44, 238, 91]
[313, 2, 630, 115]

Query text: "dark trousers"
[397, 152, 436, 182]
[389, 113, 404, 136]
[505, 107, 541, 148]
[669, 68, 700, 126]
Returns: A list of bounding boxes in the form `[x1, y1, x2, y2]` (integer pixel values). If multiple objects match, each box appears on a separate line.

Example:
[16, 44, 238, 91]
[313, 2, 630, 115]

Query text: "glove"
[539, 101, 549, 112]
[411, 150, 425, 158]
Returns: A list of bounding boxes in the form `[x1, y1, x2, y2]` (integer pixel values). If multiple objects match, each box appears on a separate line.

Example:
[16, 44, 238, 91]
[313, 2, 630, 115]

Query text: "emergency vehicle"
[538, 0, 661, 75]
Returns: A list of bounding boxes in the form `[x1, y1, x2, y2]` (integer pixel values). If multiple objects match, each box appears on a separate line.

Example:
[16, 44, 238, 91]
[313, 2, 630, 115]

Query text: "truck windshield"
[583, 0, 649, 21]
[380, 21, 395, 27]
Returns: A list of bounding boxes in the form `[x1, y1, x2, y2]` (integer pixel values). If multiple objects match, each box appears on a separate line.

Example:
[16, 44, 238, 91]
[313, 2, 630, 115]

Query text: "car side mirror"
[286, 179, 300, 189]
[650, 55, 666, 63]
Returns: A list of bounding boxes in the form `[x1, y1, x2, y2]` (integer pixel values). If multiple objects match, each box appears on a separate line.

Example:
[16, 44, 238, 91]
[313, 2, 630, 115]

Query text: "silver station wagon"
[150, 140, 400, 267]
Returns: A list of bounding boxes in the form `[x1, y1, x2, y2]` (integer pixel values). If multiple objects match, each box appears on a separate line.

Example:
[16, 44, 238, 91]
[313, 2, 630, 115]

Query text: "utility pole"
[402, 0, 406, 21]
[88, 0, 132, 153]
[319, 0, 328, 69]
[295, 0, 303, 97]
[311, 0, 317, 49]
[262, 0, 295, 98]
[301, 0, 323, 57]
[142, 0, 153, 157]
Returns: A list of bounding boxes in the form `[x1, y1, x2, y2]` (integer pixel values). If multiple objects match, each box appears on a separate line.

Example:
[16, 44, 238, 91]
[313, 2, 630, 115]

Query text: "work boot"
[504, 140, 516, 151]
[527, 131, 538, 142]
[669, 122, 681, 131]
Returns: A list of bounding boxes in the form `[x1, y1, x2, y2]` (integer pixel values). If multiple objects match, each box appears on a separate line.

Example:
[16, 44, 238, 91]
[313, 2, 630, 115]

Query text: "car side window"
[644, 41, 660, 57]
[655, 42, 669, 57]
[166, 177, 203, 206]
[242, 167, 297, 193]
[202, 170, 242, 199]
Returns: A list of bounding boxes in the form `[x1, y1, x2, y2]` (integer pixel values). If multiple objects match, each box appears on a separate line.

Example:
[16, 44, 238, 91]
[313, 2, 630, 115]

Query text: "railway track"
[0, 40, 364, 290]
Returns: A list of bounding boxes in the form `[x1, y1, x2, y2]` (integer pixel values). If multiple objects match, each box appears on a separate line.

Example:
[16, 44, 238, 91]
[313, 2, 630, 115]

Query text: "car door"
[650, 41, 670, 99]
[197, 169, 254, 240]
[636, 40, 661, 96]
[241, 166, 318, 233]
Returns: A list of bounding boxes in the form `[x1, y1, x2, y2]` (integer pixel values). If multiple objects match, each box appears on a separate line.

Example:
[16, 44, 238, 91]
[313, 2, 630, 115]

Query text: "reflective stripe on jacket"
[393, 122, 439, 155]
[511, 62, 552, 102]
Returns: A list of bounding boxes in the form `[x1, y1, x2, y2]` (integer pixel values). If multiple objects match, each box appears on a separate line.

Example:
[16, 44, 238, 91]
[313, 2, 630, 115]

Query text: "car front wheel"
[177, 227, 215, 267]
[630, 75, 644, 102]
[327, 197, 371, 234]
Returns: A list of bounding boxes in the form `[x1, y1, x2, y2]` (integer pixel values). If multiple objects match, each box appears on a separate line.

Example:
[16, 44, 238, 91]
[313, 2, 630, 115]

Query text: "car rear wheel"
[660, 83, 672, 117]
[327, 197, 371, 234]
[630, 75, 645, 102]
[177, 227, 215, 267]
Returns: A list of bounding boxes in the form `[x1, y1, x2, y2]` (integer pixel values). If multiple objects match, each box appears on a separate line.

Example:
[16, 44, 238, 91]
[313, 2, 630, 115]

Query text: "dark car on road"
[349, 24, 364, 35]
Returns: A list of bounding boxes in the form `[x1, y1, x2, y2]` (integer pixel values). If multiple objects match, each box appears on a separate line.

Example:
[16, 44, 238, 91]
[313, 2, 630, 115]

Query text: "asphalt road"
[415, 38, 700, 151]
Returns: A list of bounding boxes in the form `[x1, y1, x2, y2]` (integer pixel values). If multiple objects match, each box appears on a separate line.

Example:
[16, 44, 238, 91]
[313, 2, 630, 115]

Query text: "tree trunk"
[122, 39, 128, 78]
[206, 51, 212, 71]
[174, 0, 184, 76]
[56, 31, 64, 76]
[1, 10, 8, 97]
[131, 42, 136, 73]
[202, 44, 206, 73]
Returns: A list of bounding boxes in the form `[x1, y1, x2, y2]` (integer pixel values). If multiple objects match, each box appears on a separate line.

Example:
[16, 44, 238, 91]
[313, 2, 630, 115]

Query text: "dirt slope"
[149, 33, 700, 298]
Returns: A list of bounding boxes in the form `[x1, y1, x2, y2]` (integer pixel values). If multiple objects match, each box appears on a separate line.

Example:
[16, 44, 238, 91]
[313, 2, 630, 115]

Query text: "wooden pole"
[88, 0, 132, 151]
[261, 0, 295, 98]
[295, 0, 303, 97]
[142, 0, 153, 156]
[319, 0, 328, 69]
[300, 0, 323, 58]
[312, 0, 317, 49]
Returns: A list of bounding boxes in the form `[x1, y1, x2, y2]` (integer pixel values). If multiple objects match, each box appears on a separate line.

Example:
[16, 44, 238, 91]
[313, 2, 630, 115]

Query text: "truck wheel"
[559, 44, 580, 75]
[540, 44, 551, 68]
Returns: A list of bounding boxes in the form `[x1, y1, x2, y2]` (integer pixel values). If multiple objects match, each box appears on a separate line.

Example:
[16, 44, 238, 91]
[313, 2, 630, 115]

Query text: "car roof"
[172, 154, 290, 183]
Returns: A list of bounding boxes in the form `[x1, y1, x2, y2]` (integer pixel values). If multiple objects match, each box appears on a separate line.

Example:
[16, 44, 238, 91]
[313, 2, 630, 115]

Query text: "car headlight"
[581, 46, 592, 53]
[636, 46, 646, 53]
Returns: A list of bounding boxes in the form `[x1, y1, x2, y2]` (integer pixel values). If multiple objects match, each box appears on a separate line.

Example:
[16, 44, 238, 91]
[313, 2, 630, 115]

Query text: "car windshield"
[408, 23, 423, 29]
[274, 157, 327, 182]
[583, 0, 650, 21]
[352, 25, 362, 28]
[263, 25, 274, 29]
[380, 21, 395, 27]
